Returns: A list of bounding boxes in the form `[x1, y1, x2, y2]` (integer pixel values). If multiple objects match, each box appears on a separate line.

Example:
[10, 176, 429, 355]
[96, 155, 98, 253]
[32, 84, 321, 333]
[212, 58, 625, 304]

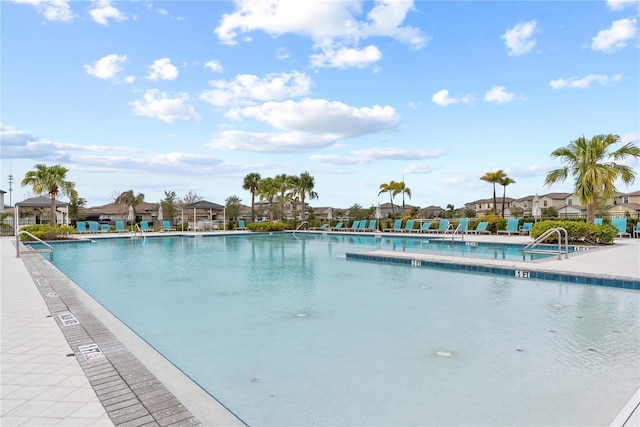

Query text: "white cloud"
[431, 89, 472, 107]
[404, 163, 440, 174]
[591, 18, 637, 52]
[502, 20, 537, 56]
[214, 0, 425, 69]
[309, 45, 382, 69]
[275, 47, 291, 60]
[549, 73, 623, 89]
[207, 130, 338, 153]
[1, 125, 139, 161]
[200, 71, 313, 107]
[225, 98, 400, 137]
[484, 86, 516, 103]
[310, 154, 367, 165]
[130, 90, 202, 123]
[351, 147, 444, 160]
[606, 0, 640, 11]
[84, 54, 128, 80]
[146, 58, 178, 81]
[11, 0, 73, 22]
[204, 60, 223, 73]
[89, 0, 127, 26]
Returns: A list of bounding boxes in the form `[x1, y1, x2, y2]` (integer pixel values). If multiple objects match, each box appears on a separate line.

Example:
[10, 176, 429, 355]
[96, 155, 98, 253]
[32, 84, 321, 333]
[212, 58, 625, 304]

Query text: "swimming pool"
[46, 234, 638, 426]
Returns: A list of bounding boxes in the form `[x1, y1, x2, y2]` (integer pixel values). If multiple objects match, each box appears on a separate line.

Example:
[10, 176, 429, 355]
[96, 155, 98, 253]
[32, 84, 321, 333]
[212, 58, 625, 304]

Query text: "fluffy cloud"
[89, 0, 127, 26]
[11, 0, 73, 22]
[431, 89, 472, 107]
[204, 60, 223, 73]
[309, 45, 382, 69]
[591, 18, 637, 52]
[146, 58, 179, 81]
[404, 163, 440, 174]
[207, 130, 338, 153]
[502, 20, 537, 56]
[1, 125, 139, 161]
[214, 0, 425, 69]
[200, 71, 313, 107]
[484, 86, 516, 103]
[350, 147, 444, 160]
[225, 98, 400, 137]
[130, 90, 202, 123]
[606, 0, 640, 11]
[84, 54, 128, 80]
[549, 73, 623, 89]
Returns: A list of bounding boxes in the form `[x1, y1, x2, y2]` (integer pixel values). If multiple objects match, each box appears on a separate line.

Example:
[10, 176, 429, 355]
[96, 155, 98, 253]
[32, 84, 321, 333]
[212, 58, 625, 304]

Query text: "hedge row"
[529, 220, 617, 245]
[19, 224, 76, 241]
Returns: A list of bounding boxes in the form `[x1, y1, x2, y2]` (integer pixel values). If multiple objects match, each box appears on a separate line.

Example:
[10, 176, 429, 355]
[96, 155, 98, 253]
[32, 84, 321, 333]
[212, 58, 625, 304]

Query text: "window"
[543, 200, 548, 207]
[524, 202, 528, 208]
[567, 199, 573, 206]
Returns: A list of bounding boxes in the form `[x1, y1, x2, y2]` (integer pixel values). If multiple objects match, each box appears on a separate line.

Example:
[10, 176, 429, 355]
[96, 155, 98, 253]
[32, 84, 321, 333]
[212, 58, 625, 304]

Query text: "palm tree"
[480, 169, 506, 215]
[378, 180, 399, 217]
[394, 180, 412, 216]
[21, 164, 76, 226]
[499, 176, 516, 218]
[114, 190, 145, 224]
[544, 134, 640, 223]
[242, 173, 261, 221]
[289, 172, 318, 222]
[256, 177, 279, 222]
[275, 174, 293, 220]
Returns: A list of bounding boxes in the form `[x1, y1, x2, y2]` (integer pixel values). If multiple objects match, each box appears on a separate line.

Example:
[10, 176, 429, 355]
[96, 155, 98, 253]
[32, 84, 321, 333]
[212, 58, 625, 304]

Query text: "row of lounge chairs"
[76, 220, 176, 233]
[595, 217, 633, 238]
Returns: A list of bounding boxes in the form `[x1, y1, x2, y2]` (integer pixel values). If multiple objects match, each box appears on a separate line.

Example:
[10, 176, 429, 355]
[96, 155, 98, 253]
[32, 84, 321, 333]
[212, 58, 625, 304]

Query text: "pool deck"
[1, 232, 639, 426]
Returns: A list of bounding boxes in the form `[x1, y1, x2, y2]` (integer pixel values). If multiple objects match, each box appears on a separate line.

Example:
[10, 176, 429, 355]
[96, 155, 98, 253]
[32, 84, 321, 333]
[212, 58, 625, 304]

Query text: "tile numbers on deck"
[515, 270, 530, 278]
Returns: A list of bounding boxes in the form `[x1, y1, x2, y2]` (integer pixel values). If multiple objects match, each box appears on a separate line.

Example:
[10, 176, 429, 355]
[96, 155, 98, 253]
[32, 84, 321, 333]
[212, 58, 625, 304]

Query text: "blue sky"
[2, 0, 639, 210]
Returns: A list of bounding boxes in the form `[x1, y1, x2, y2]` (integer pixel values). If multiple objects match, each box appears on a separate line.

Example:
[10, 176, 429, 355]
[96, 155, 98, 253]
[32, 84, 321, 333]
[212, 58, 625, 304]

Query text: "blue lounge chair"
[468, 221, 490, 234]
[161, 220, 176, 232]
[383, 219, 402, 232]
[612, 218, 630, 238]
[312, 223, 329, 231]
[115, 221, 128, 232]
[414, 221, 432, 233]
[237, 220, 247, 230]
[594, 218, 603, 225]
[401, 219, 415, 232]
[356, 220, 368, 231]
[366, 219, 377, 232]
[346, 220, 360, 231]
[88, 221, 100, 233]
[76, 221, 88, 233]
[330, 222, 343, 231]
[457, 219, 468, 233]
[520, 222, 533, 235]
[497, 218, 519, 235]
[426, 219, 449, 234]
[140, 221, 153, 232]
[101, 224, 110, 232]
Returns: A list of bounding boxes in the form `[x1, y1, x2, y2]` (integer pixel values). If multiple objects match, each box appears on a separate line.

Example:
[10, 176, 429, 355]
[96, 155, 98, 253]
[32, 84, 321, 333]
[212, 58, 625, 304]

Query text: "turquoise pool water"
[47, 234, 638, 426]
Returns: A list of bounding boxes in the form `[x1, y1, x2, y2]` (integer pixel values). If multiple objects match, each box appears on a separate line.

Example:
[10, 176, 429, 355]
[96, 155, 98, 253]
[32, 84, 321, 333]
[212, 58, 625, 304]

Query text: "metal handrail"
[134, 224, 146, 239]
[442, 223, 465, 241]
[16, 231, 54, 260]
[522, 227, 568, 260]
[296, 221, 309, 231]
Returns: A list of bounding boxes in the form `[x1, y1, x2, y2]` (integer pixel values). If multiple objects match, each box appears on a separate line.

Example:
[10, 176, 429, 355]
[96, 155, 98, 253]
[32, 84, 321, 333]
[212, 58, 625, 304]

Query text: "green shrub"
[479, 214, 506, 234]
[19, 224, 76, 241]
[246, 221, 286, 232]
[530, 220, 617, 245]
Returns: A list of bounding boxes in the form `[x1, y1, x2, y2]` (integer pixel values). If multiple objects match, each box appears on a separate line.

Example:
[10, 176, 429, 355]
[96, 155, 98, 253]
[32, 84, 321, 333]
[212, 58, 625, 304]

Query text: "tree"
[394, 180, 412, 216]
[256, 177, 279, 222]
[114, 190, 145, 222]
[499, 175, 516, 218]
[289, 172, 318, 222]
[161, 191, 178, 221]
[347, 203, 367, 220]
[21, 164, 76, 226]
[544, 134, 640, 223]
[180, 190, 203, 205]
[378, 180, 399, 217]
[242, 173, 261, 221]
[480, 169, 507, 216]
[225, 195, 242, 221]
[275, 174, 293, 220]
[68, 192, 86, 221]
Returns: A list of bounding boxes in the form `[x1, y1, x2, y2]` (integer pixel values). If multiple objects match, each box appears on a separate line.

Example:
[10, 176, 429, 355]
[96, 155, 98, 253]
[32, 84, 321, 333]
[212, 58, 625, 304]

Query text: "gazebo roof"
[183, 200, 224, 210]
[15, 196, 69, 207]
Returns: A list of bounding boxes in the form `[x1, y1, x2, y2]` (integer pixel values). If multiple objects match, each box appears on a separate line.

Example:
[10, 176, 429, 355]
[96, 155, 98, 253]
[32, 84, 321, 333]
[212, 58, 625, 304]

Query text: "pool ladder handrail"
[133, 224, 146, 240]
[442, 223, 465, 241]
[16, 230, 54, 260]
[522, 227, 568, 261]
[296, 221, 309, 231]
